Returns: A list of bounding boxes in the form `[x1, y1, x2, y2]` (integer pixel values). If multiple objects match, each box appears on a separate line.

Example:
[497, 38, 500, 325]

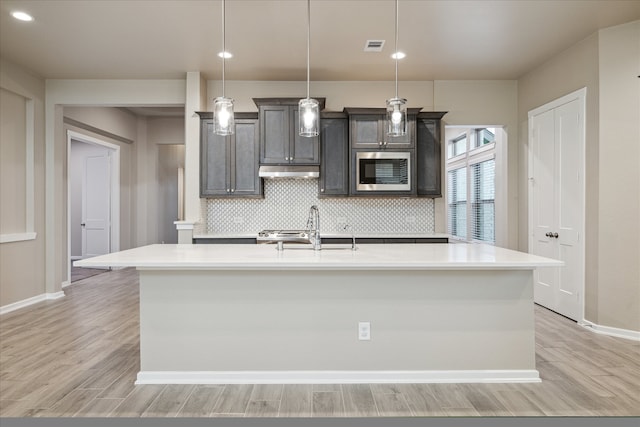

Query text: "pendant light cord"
[394, 0, 399, 99]
[222, 0, 226, 98]
[306, 0, 311, 100]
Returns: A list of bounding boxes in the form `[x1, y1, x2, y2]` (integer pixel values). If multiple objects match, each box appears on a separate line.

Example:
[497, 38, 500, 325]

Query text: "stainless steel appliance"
[356, 151, 411, 191]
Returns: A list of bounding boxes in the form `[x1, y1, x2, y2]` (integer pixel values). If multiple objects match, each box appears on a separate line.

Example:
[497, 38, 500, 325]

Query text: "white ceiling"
[1, 0, 639, 81]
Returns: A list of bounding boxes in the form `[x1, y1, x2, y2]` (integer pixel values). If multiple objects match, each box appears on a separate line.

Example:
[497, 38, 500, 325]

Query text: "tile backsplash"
[205, 179, 434, 234]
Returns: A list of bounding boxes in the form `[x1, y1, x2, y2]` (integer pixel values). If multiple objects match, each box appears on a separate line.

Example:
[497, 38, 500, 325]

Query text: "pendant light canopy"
[299, 0, 319, 137]
[386, 0, 407, 137]
[214, 0, 234, 136]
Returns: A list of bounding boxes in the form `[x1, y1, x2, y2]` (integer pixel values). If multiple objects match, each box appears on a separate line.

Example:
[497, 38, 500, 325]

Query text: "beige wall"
[518, 32, 600, 321]
[597, 21, 640, 330]
[0, 59, 46, 306]
[518, 21, 639, 331]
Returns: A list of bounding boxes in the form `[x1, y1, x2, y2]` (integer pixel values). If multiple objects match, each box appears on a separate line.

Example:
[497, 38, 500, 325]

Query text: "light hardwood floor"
[1, 268, 638, 418]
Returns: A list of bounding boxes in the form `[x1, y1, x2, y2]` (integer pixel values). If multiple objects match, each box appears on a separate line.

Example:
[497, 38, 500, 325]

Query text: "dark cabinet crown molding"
[253, 97, 326, 110]
[196, 111, 258, 120]
[417, 111, 448, 120]
[343, 107, 423, 115]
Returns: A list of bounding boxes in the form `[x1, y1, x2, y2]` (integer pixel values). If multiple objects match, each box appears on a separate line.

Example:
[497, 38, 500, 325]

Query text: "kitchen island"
[75, 243, 562, 385]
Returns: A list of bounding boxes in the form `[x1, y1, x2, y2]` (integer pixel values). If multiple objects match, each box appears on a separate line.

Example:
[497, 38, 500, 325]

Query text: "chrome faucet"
[306, 205, 321, 251]
[344, 224, 357, 251]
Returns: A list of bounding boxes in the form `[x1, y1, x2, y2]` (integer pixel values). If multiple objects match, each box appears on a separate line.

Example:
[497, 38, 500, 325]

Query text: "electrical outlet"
[358, 321, 371, 341]
[233, 217, 244, 224]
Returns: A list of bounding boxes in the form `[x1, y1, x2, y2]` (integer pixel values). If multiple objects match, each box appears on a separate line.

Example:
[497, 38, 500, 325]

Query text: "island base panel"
[137, 269, 537, 384]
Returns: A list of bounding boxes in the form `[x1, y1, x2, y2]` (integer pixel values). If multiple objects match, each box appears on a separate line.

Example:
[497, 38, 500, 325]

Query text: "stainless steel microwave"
[356, 151, 411, 191]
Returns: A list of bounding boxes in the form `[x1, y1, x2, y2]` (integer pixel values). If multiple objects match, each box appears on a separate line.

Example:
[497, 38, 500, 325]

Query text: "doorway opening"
[66, 130, 120, 285]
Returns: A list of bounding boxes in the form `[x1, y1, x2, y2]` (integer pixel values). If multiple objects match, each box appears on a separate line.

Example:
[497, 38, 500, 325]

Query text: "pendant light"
[299, 0, 319, 137]
[386, 0, 407, 137]
[213, 0, 234, 135]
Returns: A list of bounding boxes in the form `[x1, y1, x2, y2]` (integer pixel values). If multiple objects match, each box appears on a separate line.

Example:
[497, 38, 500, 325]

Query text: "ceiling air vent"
[364, 40, 385, 52]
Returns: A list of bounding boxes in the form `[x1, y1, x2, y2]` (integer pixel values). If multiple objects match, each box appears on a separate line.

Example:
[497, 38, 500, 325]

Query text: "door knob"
[81, 223, 86, 227]
[553, 233, 559, 238]
[545, 232, 551, 237]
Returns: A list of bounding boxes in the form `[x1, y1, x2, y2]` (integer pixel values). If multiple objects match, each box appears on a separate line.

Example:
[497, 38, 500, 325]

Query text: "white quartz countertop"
[74, 243, 562, 271]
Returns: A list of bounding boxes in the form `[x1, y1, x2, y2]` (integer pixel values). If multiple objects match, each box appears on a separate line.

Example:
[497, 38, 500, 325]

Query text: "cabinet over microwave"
[356, 151, 411, 191]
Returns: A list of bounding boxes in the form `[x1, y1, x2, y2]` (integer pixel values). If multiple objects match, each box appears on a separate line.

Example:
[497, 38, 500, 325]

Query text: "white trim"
[61, 280, 71, 289]
[135, 369, 540, 385]
[174, 221, 195, 230]
[66, 130, 120, 290]
[580, 321, 640, 341]
[0, 291, 65, 315]
[0, 232, 37, 243]
[70, 255, 83, 260]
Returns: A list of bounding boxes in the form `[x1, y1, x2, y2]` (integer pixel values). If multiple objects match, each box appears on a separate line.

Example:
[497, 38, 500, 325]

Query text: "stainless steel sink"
[257, 230, 312, 245]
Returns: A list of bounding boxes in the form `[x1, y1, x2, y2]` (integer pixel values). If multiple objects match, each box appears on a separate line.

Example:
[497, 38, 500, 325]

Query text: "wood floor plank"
[245, 400, 280, 417]
[109, 385, 165, 417]
[142, 384, 195, 417]
[249, 384, 283, 401]
[312, 391, 343, 417]
[73, 398, 124, 417]
[211, 384, 253, 415]
[396, 383, 447, 416]
[279, 384, 311, 417]
[35, 389, 102, 417]
[373, 392, 411, 416]
[342, 384, 378, 417]
[177, 385, 224, 417]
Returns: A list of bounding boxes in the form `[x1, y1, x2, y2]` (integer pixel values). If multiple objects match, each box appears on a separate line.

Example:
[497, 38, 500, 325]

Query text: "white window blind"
[447, 167, 467, 239]
[471, 158, 495, 243]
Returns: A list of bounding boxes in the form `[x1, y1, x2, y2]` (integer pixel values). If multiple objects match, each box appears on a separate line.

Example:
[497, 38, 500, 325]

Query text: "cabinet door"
[350, 114, 383, 149]
[291, 108, 320, 164]
[232, 119, 262, 197]
[416, 118, 441, 197]
[384, 117, 415, 149]
[319, 118, 349, 196]
[260, 105, 289, 164]
[200, 120, 230, 197]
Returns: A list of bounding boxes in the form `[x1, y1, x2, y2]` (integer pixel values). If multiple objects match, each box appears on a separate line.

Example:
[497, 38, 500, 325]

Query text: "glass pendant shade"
[386, 97, 407, 137]
[213, 96, 235, 136]
[299, 98, 319, 137]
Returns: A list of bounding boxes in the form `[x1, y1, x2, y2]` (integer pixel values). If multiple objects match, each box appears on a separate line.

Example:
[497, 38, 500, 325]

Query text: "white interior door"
[82, 152, 111, 258]
[529, 90, 585, 321]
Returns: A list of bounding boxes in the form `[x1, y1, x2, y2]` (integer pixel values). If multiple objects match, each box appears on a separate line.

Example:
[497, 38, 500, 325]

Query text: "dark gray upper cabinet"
[198, 112, 262, 198]
[319, 113, 349, 197]
[416, 112, 447, 198]
[254, 98, 325, 165]
[344, 108, 421, 150]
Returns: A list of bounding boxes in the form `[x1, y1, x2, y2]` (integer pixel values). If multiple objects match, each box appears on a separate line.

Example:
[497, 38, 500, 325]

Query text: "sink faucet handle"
[343, 224, 357, 251]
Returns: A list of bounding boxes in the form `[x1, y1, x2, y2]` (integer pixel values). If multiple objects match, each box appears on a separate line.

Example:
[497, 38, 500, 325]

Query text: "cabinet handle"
[545, 232, 551, 237]
[226, 189, 230, 193]
[553, 232, 558, 238]
[378, 141, 383, 146]
[231, 189, 235, 193]
[320, 188, 325, 192]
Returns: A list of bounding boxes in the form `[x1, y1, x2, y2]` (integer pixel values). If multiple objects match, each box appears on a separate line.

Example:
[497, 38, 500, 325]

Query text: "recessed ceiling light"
[218, 51, 233, 59]
[391, 52, 406, 60]
[11, 11, 33, 22]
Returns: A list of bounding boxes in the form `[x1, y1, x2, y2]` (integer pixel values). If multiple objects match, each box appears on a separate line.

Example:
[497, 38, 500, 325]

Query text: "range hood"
[259, 165, 319, 179]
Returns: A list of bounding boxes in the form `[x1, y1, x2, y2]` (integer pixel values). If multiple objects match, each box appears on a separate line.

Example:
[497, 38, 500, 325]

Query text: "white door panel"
[529, 92, 584, 321]
[82, 152, 110, 259]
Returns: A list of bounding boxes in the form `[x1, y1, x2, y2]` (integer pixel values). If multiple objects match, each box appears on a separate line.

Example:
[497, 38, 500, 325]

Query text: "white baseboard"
[61, 280, 71, 288]
[135, 369, 541, 385]
[0, 290, 65, 315]
[581, 321, 640, 341]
